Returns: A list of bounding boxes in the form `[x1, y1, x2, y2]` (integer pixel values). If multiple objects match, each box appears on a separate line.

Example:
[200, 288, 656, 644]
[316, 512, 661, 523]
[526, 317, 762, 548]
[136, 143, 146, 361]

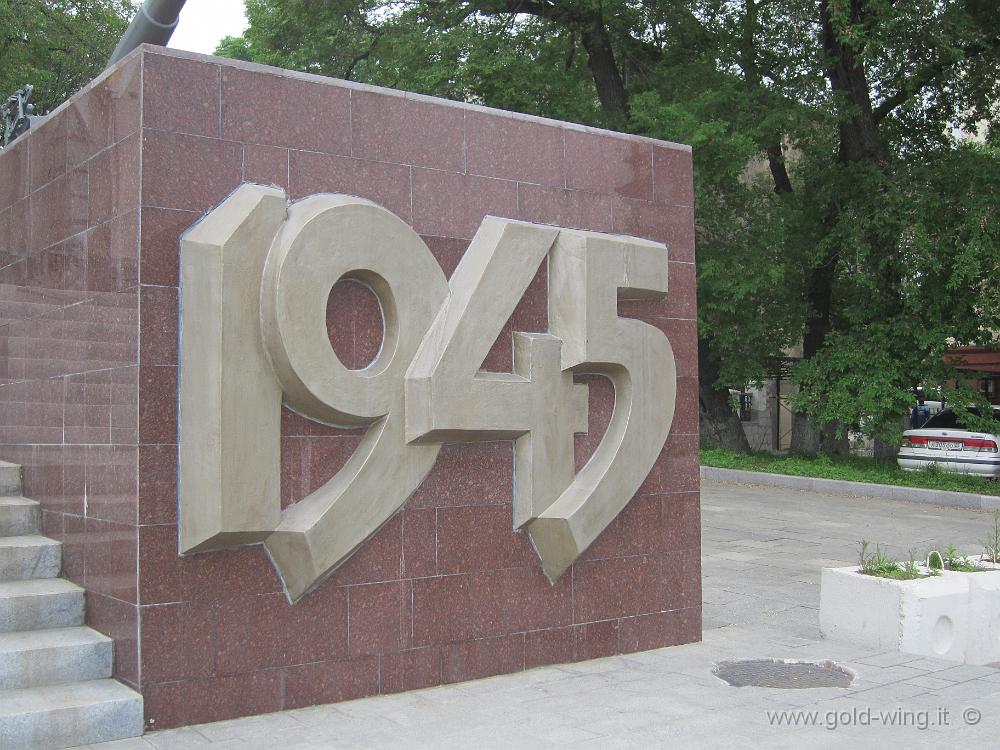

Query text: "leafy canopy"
[217, 0, 1000, 445]
[0, 1, 135, 114]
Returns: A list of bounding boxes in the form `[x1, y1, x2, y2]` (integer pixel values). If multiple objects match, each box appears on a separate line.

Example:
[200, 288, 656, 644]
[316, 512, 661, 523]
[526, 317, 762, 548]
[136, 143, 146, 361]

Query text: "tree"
[786, 0, 1000, 452]
[0, 0, 135, 115]
[218, 0, 1000, 455]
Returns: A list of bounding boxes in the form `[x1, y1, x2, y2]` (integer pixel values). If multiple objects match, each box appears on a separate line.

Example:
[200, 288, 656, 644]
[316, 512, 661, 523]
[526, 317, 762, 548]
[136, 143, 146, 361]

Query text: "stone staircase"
[0, 461, 143, 749]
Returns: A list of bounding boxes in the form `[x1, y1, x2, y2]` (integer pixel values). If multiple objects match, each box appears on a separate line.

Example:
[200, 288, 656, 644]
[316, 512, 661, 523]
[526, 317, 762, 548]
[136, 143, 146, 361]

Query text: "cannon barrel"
[107, 0, 189, 67]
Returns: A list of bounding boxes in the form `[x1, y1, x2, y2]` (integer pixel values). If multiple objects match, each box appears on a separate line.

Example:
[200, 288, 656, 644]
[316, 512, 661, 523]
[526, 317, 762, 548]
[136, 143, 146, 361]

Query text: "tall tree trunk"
[791, 0, 889, 455]
[789, 256, 836, 453]
[698, 337, 751, 452]
[579, 18, 628, 116]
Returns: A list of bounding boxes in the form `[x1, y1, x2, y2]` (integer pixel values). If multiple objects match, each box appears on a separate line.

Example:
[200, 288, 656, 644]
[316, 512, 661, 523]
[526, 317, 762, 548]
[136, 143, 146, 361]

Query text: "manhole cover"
[713, 659, 854, 689]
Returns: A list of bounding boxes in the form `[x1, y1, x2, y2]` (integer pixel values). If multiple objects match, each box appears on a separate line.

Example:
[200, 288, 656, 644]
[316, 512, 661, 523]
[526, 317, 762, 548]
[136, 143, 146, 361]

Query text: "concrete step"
[0, 678, 144, 750]
[0, 496, 41, 537]
[0, 579, 85, 633]
[0, 626, 112, 689]
[0, 535, 61, 581]
[0, 461, 22, 497]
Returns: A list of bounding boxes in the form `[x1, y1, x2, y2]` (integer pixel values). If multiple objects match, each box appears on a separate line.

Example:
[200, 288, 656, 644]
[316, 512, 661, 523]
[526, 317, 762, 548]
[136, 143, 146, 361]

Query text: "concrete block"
[897, 575, 969, 661]
[0, 579, 85, 633]
[0, 497, 41, 537]
[961, 569, 1000, 666]
[0, 626, 112, 689]
[820, 566, 970, 661]
[0, 678, 143, 749]
[0, 462, 23, 497]
[0, 536, 61, 581]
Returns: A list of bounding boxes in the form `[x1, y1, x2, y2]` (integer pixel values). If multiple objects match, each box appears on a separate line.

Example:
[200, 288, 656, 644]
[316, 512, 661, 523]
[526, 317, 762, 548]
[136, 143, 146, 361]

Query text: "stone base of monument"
[820, 565, 1000, 665]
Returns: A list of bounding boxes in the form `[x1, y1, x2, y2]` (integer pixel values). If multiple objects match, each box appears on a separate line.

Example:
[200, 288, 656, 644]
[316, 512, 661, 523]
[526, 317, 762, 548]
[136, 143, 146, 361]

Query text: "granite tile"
[244, 143, 288, 189]
[142, 671, 283, 730]
[215, 589, 348, 674]
[525, 626, 575, 669]
[516, 184, 613, 232]
[442, 633, 524, 683]
[466, 110, 563, 186]
[139, 207, 198, 286]
[573, 619, 619, 660]
[88, 132, 141, 226]
[566, 130, 652, 200]
[84, 517, 138, 603]
[138, 443, 177, 525]
[380, 647, 442, 694]
[140, 601, 217, 683]
[288, 150, 411, 222]
[141, 130, 242, 212]
[436, 505, 535, 575]
[30, 167, 88, 252]
[143, 54, 221, 137]
[139, 285, 178, 366]
[222, 67, 350, 154]
[138, 365, 177, 444]
[352, 90, 464, 171]
[348, 581, 405, 656]
[284, 656, 380, 709]
[653, 145, 693, 207]
[0, 137, 29, 209]
[411, 169, 517, 239]
[28, 110, 68, 190]
[86, 591, 139, 687]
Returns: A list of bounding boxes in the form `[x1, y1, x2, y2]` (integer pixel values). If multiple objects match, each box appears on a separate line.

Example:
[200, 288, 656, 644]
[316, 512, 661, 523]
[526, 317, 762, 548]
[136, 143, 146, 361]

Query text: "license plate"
[928, 440, 961, 450]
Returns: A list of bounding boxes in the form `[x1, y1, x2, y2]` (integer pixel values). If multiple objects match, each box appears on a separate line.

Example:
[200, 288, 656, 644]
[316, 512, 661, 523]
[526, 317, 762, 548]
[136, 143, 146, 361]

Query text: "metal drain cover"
[714, 659, 853, 689]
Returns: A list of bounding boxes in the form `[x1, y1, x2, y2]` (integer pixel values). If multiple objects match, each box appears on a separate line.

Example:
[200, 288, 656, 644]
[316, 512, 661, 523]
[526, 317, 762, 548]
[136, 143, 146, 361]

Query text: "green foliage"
[791, 142, 1000, 443]
[857, 541, 932, 580]
[217, 1, 604, 124]
[216, 0, 1000, 447]
[927, 549, 944, 570]
[985, 511, 1000, 564]
[0, 1, 135, 113]
[932, 545, 988, 572]
[701, 447, 1000, 496]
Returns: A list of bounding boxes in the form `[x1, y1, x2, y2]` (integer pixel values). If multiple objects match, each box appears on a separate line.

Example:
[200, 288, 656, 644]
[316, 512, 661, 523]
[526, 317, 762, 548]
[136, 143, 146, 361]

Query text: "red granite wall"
[0, 58, 143, 686]
[0, 46, 700, 730]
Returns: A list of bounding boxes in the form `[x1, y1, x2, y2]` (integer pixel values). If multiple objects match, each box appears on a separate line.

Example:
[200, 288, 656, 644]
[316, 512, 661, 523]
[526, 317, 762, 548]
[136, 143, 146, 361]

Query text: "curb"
[700, 466, 1000, 513]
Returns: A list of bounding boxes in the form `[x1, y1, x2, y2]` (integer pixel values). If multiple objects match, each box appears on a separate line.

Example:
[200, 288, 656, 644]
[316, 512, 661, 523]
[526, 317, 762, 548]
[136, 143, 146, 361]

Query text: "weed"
[985, 511, 1000, 565]
[927, 550, 944, 571]
[857, 540, 926, 580]
[928, 543, 989, 572]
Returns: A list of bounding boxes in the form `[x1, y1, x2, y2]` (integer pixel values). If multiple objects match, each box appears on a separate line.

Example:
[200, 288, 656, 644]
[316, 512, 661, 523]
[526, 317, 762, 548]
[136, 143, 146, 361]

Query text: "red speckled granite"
[0, 45, 700, 730]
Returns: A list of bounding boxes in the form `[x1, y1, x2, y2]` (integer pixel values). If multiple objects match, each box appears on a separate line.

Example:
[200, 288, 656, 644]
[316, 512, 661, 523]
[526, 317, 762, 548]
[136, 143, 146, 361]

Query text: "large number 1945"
[178, 184, 676, 601]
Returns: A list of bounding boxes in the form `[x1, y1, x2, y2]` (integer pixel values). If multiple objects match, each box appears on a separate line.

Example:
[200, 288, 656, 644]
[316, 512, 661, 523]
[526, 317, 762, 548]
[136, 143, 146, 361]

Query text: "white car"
[898, 406, 1000, 479]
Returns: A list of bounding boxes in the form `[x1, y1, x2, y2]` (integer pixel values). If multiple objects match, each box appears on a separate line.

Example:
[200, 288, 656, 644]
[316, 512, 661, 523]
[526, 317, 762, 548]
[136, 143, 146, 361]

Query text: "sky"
[167, 0, 249, 56]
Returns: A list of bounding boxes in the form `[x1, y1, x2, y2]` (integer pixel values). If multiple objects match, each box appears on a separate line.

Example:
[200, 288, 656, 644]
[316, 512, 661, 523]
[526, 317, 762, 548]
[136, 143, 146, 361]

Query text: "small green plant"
[927, 550, 944, 571]
[985, 510, 1000, 565]
[929, 543, 989, 572]
[857, 540, 926, 580]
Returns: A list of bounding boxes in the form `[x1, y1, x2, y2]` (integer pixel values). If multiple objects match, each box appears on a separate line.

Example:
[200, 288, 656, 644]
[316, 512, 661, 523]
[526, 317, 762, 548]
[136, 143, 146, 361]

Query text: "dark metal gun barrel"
[107, 0, 189, 67]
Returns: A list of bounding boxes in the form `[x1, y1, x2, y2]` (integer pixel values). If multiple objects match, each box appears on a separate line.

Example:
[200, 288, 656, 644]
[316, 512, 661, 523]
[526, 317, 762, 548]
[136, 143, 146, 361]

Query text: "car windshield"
[923, 408, 1000, 431]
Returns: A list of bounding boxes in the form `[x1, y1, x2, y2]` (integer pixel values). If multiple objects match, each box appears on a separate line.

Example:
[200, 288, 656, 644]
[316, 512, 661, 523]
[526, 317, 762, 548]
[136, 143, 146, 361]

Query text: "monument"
[0, 45, 699, 732]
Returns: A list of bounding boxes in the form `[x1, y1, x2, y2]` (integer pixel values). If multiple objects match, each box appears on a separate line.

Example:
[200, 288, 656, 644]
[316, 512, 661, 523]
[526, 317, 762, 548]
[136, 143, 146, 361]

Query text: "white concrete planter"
[820, 564, 1000, 664]
[953, 563, 1000, 665]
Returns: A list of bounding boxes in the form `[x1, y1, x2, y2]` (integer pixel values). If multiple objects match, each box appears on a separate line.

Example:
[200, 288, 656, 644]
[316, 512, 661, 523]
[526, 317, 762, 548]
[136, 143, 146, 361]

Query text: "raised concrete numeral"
[179, 184, 675, 601]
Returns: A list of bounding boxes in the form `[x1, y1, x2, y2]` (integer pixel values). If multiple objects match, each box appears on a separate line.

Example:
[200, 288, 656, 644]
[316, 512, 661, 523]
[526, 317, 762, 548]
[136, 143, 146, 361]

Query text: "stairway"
[0, 461, 143, 749]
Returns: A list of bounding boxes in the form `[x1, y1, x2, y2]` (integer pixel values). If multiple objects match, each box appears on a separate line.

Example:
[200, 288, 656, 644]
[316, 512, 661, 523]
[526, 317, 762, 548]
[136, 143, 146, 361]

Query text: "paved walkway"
[88, 481, 1000, 749]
